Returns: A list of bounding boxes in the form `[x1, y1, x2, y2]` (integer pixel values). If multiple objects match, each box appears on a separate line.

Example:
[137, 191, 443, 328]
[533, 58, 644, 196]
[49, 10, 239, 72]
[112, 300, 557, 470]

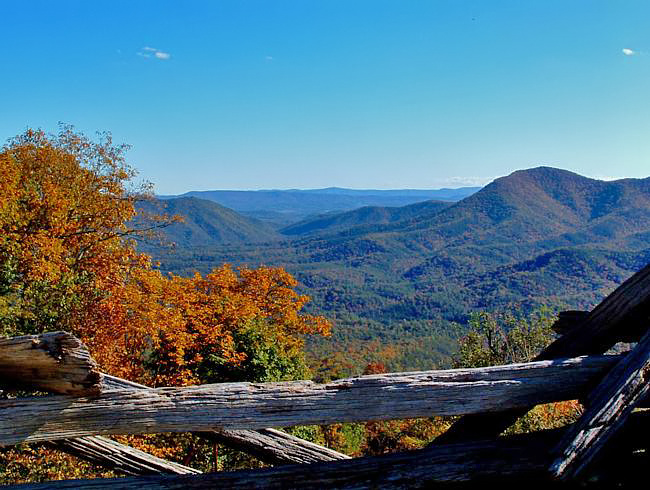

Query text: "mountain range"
[142, 167, 650, 371]
[158, 186, 479, 226]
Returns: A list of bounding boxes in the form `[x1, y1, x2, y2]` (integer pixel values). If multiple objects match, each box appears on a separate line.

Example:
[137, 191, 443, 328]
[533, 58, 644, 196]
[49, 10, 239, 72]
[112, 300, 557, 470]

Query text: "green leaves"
[453, 307, 556, 368]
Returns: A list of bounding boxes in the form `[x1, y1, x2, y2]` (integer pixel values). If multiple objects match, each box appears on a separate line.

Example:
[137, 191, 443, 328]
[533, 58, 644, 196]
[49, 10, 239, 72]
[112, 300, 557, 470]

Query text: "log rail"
[0, 355, 619, 446]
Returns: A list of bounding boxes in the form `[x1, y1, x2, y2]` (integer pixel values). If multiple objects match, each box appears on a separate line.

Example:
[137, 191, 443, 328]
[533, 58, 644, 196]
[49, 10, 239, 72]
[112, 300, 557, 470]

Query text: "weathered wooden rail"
[1, 262, 650, 487]
[0, 332, 101, 396]
[0, 354, 619, 446]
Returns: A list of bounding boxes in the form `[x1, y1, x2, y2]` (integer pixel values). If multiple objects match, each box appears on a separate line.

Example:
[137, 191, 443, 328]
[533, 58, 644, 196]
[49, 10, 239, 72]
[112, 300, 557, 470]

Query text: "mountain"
[145, 168, 650, 371]
[302, 167, 650, 261]
[159, 187, 480, 226]
[392, 167, 650, 257]
[280, 200, 453, 236]
[283, 187, 480, 200]
[135, 197, 282, 247]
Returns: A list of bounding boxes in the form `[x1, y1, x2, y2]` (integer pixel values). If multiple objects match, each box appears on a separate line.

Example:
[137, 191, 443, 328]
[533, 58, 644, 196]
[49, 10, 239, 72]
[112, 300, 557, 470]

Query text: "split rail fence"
[1, 263, 650, 488]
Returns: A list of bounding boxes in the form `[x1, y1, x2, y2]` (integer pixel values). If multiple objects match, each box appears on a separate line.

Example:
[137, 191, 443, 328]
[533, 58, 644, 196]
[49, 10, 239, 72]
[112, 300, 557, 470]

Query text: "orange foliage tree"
[0, 126, 151, 336]
[0, 127, 331, 481]
[0, 126, 330, 386]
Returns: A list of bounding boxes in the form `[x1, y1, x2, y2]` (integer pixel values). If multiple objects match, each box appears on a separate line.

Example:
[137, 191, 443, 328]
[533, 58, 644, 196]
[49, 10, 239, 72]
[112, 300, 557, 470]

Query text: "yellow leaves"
[1, 127, 141, 288]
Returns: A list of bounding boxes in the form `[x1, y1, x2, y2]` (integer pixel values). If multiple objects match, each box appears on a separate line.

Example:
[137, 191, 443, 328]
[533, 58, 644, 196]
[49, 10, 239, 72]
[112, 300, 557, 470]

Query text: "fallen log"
[550, 329, 650, 480]
[0, 332, 101, 396]
[102, 374, 349, 465]
[434, 263, 650, 444]
[0, 354, 619, 446]
[47, 436, 201, 476]
[10, 411, 650, 489]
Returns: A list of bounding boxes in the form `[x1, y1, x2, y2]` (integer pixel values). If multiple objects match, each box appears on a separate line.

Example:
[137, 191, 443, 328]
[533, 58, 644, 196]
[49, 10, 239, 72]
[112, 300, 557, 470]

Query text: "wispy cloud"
[593, 175, 626, 182]
[622, 48, 637, 56]
[265, 55, 273, 62]
[433, 176, 495, 188]
[137, 46, 171, 60]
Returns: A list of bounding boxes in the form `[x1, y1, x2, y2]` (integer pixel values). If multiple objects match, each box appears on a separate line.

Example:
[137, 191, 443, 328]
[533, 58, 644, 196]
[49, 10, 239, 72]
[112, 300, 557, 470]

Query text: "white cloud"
[622, 48, 637, 56]
[592, 175, 626, 182]
[432, 176, 495, 188]
[265, 55, 273, 61]
[138, 46, 171, 60]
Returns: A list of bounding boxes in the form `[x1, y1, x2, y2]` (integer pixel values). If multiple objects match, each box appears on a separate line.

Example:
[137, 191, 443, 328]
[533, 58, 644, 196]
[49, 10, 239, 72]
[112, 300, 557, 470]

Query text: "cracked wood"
[0, 354, 619, 446]
[550, 328, 650, 480]
[0, 332, 101, 396]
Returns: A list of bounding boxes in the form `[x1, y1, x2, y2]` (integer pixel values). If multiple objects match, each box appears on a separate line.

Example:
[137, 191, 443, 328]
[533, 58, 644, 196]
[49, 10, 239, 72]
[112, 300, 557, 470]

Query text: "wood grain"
[550, 329, 650, 480]
[48, 436, 201, 476]
[103, 374, 349, 465]
[0, 354, 619, 446]
[0, 332, 101, 396]
[6, 430, 564, 489]
[202, 428, 350, 465]
[12, 411, 650, 489]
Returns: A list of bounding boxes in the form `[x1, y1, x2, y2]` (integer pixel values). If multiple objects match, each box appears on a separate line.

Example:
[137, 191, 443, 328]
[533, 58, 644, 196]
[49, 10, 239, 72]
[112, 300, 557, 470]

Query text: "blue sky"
[1, 1, 649, 194]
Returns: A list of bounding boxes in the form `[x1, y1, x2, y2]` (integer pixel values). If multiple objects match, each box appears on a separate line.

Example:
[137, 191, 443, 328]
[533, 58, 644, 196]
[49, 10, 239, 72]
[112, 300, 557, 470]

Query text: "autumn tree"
[0, 126, 155, 336]
[0, 126, 329, 382]
[0, 127, 331, 481]
[452, 308, 556, 368]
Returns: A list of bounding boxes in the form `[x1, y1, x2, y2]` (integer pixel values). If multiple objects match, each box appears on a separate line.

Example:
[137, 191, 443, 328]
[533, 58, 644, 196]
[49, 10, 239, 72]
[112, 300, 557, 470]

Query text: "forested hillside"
[145, 167, 650, 372]
[135, 197, 282, 247]
[280, 200, 452, 237]
[160, 187, 478, 226]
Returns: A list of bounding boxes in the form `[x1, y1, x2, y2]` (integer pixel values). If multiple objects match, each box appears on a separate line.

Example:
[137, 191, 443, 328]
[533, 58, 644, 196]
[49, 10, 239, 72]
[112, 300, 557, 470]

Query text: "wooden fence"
[1, 263, 650, 488]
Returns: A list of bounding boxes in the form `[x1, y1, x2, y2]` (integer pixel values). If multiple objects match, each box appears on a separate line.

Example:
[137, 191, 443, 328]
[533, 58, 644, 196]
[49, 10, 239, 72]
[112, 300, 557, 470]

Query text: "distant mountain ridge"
[280, 200, 453, 236]
[332, 167, 650, 256]
[158, 186, 480, 226]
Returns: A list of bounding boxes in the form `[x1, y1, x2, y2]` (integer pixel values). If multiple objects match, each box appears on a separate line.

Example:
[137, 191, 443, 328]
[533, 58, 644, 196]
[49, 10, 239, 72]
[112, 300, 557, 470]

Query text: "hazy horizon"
[159, 166, 649, 195]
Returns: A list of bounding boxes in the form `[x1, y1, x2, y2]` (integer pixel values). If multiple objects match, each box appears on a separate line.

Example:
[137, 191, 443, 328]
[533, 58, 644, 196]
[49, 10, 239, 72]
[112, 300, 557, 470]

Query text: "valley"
[141, 167, 650, 373]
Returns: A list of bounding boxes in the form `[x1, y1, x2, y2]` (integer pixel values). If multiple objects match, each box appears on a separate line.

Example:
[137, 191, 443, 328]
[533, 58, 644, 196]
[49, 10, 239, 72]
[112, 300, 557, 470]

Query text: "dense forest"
[142, 167, 650, 373]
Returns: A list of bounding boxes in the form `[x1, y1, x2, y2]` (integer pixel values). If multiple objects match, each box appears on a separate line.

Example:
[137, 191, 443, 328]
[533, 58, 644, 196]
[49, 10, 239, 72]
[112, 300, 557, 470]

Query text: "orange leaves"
[1, 126, 330, 388]
[75, 263, 331, 387]
[0, 126, 150, 336]
[0, 126, 334, 481]
[100, 264, 330, 387]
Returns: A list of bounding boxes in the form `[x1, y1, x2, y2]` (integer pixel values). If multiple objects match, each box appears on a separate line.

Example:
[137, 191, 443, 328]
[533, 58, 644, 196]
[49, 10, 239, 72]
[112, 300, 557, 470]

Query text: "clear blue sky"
[1, 1, 649, 194]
